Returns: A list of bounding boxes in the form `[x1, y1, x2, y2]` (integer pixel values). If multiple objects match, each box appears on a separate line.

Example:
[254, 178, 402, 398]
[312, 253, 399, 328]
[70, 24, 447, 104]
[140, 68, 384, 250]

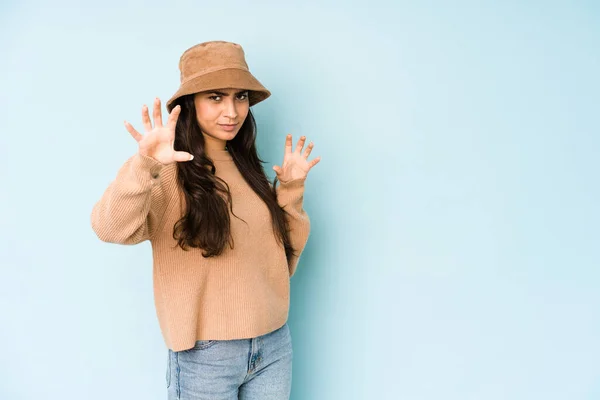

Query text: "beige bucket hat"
[166, 40, 271, 112]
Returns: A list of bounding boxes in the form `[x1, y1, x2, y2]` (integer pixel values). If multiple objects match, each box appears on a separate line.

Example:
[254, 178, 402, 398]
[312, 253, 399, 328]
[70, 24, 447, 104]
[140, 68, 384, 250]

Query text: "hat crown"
[178, 41, 249, 84]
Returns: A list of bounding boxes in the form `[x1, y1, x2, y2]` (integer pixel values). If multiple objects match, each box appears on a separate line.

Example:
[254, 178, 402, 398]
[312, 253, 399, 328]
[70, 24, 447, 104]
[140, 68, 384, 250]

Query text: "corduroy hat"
[166, 40, 271, 112]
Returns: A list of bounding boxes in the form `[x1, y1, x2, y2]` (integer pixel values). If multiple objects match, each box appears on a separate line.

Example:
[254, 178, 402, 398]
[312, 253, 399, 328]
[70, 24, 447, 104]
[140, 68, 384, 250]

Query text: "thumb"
[174, 151, 194, 162]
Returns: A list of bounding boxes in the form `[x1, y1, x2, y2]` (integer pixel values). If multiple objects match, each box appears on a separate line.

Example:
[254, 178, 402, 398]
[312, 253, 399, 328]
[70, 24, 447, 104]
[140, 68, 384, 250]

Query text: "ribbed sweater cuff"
[132, 153, 166, 180]
[276, 177, 306, 207]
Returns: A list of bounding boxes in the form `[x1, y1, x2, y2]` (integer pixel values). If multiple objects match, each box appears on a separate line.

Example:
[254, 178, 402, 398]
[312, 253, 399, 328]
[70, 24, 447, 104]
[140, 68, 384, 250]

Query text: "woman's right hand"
[124, 97, 194, 165]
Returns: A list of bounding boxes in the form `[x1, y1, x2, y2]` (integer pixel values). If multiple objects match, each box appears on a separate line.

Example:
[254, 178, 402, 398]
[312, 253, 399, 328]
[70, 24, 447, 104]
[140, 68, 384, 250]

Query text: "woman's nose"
[223, 100, 238, 119]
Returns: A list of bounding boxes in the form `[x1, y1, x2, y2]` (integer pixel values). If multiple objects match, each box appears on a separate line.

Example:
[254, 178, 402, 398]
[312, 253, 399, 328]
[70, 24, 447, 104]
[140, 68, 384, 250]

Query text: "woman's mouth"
[219, 124, 238, 132]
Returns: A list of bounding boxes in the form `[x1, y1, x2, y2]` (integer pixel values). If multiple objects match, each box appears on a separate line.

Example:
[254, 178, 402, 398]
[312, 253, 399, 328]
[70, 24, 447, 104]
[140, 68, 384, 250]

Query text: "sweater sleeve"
[91, 152, 170, 245]
[276, 177, 311, 277]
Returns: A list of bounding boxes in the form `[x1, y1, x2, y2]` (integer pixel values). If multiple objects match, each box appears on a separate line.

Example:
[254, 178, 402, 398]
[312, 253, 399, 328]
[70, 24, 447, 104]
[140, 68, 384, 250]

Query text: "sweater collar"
[205, 146, 233, 162]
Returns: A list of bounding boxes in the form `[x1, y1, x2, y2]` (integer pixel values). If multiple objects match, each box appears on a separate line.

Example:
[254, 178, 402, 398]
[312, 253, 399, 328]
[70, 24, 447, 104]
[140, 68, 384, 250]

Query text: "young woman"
[91, 41, 320, 400]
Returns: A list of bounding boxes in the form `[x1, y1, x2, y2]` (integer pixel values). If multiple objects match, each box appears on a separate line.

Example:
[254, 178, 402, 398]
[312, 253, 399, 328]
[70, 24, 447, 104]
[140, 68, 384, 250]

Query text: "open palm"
[273, 134, 321, 183]
[125, 98, 193, 165]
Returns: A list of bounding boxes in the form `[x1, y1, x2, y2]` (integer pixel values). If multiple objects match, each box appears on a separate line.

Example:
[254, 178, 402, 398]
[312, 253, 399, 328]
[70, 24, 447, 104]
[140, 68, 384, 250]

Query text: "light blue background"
[1, 1, 598, 399]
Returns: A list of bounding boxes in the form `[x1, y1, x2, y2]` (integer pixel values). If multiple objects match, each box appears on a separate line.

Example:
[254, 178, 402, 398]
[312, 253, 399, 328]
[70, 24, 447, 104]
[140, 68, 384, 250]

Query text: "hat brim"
[166, 68, 271, 112]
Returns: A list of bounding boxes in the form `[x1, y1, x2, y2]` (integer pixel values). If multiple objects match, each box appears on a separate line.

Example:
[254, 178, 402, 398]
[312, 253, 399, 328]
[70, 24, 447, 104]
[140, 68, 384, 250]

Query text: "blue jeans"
[166, 323, 293, 400]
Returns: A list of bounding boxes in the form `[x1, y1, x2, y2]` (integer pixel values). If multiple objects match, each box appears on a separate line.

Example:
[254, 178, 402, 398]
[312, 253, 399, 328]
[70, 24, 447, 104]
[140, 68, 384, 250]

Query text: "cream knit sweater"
[90, 147, 310, 351]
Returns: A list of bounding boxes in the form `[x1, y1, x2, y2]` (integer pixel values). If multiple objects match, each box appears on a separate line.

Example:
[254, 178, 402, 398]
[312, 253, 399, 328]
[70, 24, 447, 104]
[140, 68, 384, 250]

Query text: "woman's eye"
[209, 93, 248, 101]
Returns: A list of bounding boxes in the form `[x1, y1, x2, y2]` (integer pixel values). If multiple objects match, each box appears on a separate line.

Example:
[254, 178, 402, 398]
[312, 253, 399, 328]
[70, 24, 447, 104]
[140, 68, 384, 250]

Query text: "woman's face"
[193, 88, 250, 146]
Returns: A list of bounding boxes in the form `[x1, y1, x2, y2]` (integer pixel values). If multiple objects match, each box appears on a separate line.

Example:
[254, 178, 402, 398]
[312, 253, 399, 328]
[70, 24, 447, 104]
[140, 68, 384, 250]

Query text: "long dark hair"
[168, 94, 295, 264]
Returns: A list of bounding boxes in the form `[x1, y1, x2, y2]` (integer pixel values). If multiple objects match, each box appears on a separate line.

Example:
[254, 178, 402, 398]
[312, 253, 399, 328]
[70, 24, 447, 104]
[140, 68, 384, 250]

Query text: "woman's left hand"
[273, 134, 321, 183]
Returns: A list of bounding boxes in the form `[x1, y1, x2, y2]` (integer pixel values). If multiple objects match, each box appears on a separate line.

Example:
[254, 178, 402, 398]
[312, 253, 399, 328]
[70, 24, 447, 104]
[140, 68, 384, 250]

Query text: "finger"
[153, 97, 163, 128]
[124, 120, 143, 142]
[167, 105, 181, 132]
[308, 156, 321, 169]
[142, 104, 152, 132]
[173, 151, 194, 162]
[295, 136, 306, 153]
[284, 134, 293, 154]
[303, 141, 314, 158]
[272, 165, 282, 175]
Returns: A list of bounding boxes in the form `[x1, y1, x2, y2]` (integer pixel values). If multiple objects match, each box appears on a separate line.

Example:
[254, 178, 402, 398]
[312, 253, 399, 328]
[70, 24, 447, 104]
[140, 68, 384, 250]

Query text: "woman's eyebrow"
[209, 90, 248, 96]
